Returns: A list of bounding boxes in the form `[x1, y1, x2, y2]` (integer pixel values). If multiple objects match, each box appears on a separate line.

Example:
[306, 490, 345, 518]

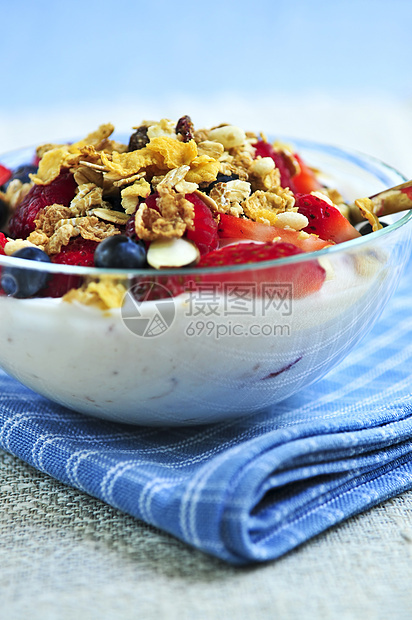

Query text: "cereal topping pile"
[0, 115, 369, 307]
[20, 117, 312, 249]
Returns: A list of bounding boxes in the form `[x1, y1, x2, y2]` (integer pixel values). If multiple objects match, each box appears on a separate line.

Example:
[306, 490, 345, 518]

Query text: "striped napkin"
[0, 258, 411, 565]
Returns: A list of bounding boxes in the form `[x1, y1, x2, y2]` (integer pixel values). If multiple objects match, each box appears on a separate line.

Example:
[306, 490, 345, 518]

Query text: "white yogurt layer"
[0, 248, 399, 426]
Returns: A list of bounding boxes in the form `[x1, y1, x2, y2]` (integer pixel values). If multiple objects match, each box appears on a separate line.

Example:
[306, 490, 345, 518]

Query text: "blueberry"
[2, 164, 38, 190]
[94, 235, 147, 268]
[358, 221, 389, 235]
[1, 246, 51, 298]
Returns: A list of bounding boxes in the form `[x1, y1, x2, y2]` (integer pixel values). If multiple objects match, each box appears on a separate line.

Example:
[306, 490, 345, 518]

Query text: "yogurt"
[0, 249, 400, 426]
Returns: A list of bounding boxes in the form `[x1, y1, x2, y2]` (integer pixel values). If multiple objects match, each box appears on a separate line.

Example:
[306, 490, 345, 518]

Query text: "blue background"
[1, 0, 412, 171]
[2, 0, 412, 106]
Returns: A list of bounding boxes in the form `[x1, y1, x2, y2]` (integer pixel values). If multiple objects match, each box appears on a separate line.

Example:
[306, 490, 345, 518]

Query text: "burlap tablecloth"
[2, 98, 412, 619]
[2, 449, 412, 619]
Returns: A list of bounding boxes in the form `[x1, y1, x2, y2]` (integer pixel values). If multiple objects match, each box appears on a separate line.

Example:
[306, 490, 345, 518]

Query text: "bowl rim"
[0, 137, 411, 277]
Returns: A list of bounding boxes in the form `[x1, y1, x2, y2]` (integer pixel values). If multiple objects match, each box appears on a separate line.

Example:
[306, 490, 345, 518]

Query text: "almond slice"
[91, 207, 130, 225]
[147, 237, 200, 269]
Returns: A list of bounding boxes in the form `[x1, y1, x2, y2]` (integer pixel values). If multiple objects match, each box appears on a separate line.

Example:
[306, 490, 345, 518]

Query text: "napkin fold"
[0, 262, 411, 565]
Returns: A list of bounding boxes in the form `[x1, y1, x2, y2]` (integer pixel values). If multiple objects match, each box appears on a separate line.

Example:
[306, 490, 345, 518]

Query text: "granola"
[15, 116, 334, 251]
[0, 114, 368, 308]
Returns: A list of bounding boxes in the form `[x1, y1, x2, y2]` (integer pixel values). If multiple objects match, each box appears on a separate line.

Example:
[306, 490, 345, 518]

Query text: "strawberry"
[8, 171, 77, 239]
[185, 193, 218, 255]
[400, 185, 412, 202]
[295, 193, 361, 244]
[39, 237, 98, 298]
[195, 241, 326, 298]
[0, 163, 12, 187]
[51, 237, 98, 266]
[136, 192, 219, 255]
[217, 213, 332, 252]
[254, 140, 296, 190]
[0, 232, 7, 255]
[254, 140, 324, 194]
[0, 233, 8, 295]
[131, 274, 186, 301]
[292, 153, 322, 194]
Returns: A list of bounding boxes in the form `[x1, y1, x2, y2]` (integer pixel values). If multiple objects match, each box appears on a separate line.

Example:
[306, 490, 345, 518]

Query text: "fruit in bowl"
[0, 117, 411, 426]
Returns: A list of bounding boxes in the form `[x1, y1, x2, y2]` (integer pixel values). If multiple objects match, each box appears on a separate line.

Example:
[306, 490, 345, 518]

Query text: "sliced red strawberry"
[292, 153, 322, 194]
[132, 274, 186, 301]
[136, 192, 219, 255]
[8, 171, 77, 239]
[217, 213, 332, 252]
[254, 140, 296, 190]
[51, 237, 98, 266]
[39, 237, 98, 298]
[0, 232, 7, 255]
[0, 233, 7, 296]
[185, 193, 218, 255]
[400, 185, 412, 201]
[196, 241, 326, 298]
[295, 193, 361, 244]
[0, 164, 12, 187]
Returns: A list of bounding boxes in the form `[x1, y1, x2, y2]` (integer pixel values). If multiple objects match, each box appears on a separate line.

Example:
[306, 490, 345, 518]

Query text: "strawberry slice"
[0, 233, 9, 295]
[196, 241, 326, 298]
[217, 213, 332, 252]
[8, 171, 77, 239]
[0, 232, 7, 255]
[0, 164, 12, 187]
[51, 237, 98, 266]
[254, 140, 324, 194]
[295, 193, 361, 244]
[132, 274, 186, 301]
[136, 192, 219, 255]
[400, 185, 412, 201]
[39, 237, 98, 298]
[185, 193, 218, 255]
[254, 140, 296, 190]
[292, 153, 322, 194]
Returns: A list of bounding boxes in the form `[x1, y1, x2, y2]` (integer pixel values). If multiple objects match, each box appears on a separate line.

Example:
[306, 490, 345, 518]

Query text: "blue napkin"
[0, 262, 411, 565]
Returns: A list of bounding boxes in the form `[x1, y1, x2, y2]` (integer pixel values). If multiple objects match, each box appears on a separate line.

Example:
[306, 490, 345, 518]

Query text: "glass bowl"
[0, 138, 411, 426]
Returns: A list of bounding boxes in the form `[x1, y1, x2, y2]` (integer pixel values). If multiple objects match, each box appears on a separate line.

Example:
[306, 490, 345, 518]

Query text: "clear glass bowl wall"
[0, 138, 410, 426]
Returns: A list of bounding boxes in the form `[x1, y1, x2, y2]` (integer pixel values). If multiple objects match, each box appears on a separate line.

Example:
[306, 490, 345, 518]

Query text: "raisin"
[175, 115, 195, 143]
[128, 126, 150, 151]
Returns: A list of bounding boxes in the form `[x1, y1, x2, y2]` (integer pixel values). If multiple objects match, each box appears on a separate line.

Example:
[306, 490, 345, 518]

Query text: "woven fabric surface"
[0, 255, 411, 565]
[1, 447, 412, 620]
[1, 445, 412, 620]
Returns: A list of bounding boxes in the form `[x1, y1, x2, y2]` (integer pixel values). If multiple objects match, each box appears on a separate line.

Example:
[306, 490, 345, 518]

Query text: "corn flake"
[63, 278, 127, 310]
[70, 183, 106, 215]
[35, 204, 73, 236]
[46, 223, 78, 254]
[185, 155, 220, 184]
[76, 216, 121, 242]
[120, 179, 151, 214]
[70, 123, 115, 151]
[31, 147, 69, 185]
[148, 136, 198, 169]
[243, 188, 295, 226]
